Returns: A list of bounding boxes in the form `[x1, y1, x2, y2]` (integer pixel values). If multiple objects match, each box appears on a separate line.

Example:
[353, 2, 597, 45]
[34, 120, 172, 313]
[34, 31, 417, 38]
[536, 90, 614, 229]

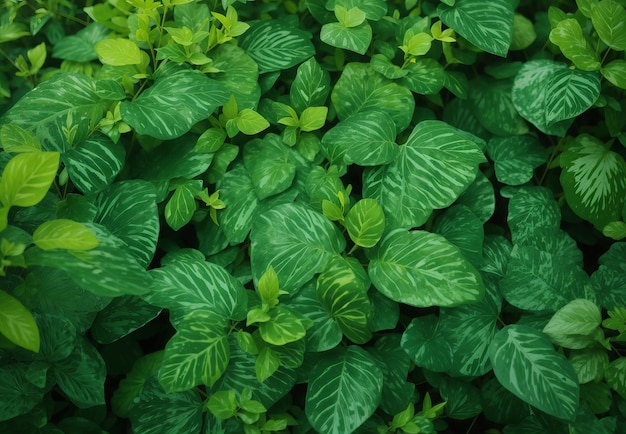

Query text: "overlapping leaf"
[487, 135, 547, 186]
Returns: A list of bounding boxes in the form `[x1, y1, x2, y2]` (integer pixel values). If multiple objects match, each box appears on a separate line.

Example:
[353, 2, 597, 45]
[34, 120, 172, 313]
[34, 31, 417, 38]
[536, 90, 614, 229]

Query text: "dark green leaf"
[0, 363, 43, 421]
[401, 314, 453, 372]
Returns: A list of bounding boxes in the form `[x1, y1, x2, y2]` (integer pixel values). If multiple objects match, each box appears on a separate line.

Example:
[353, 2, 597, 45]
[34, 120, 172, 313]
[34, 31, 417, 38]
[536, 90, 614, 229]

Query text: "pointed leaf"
[487, 135, 547, 186]
[321, 22, 372, 55]
[488, 325, 579, 421]
[469, 77, 527, 136]
[591, 0, 626, 51]
[305, 346, 382, 434]
[401, 314, 453, 372]
[33, 219, 99, 251]
[290, 57, 331, 112]
[400, 58, 445, 95]
[242, 135, 296, 201]
[543, 299, 602, 338]
[0, 290, 40, 352]
[0, 151, 59, 208]
[344, 198, 385, 248]
[544, 68, 600, 126]
[0, 364, 43, 421]
[369, 229, 485, 307]
[549, 19, 601, 71]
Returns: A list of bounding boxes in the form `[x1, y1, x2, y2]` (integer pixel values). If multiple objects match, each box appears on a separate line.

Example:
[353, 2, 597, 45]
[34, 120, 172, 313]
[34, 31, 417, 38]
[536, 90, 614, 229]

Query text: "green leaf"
[581, 381, 613, 415]
[334, 5, 366, 27]
[53, 23, 109, 62]
[256, 347, 280, 382]
[0, 364, 43, 421]
[210, 43, 260, 110]
[317, 257, 372, 344]
[510, 13, 537, 50]
[33, 219, 99, 251]
[0, 73, 106, 151]
[305, 346, 383, 434]
[560, 135, 626, 228]
[207, 390, 238, 419]
[469, 77, 528, 136]
[331, 63, 415, 132]
[344, 198, 384, 248]
[456, 171, 495, 224]
[120, 69, 228, 139]
[165, 182, 198, 231]
[159, 310, 229, 392]
[94, 180, 159, 267]
[400, 58, 445, 95]
[512, 60, 575, 136]
[217, 165, 259, 243]
[488, 324, 579, 421]
[601, 59, 626, 89]
[487, 135, 547, 186]
[370, 54, 409, 80]
[147, 260, 247, 322]
[369, 229, 485, 307]
[433, 204, 484, 268]
[549, 19, 601, 71]
[321, 21, 372, 55]
[605, 357, 626, 399]
[299, 106, 327, 132]
[91, 296, 162, 344]
[0, 290, 40, 352]
[363, 120, 485, 229]
[544, 68, 600, 126]
[437, 376, 482, 419]
[235, 109, 270, 135]
[243, 134, 297, 201]
[0, 123, 41, 152]
[506, 186, 561, 245]
[479, 377, 531, 425]
[137, 137, 214, 182]
[401, 314, 453, 372]
[63, 133, 125, 195]
[591, 0, 626, 51]
[95, 38, 142, 65]
[238, 20, 315, 73]
[329, 0, 387, 21]
[438, 0, 514, 57]
[543, 299, 602, 339]
[259, 306, 306, 346]
[0, 151, 59, 208]
[250, 203, 345, 294]
[569, 347, 609, 384]
[290, 57, 331, 113]
[321, 110, 398, 166]
[130, 375, 203, 434]
[53, 338, 106, 408]
[111, 352, 164, 418]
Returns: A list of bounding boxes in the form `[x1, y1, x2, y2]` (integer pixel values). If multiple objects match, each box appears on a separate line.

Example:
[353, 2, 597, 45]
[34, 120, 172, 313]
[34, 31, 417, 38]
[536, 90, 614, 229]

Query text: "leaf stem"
[537, 137, 564, 186]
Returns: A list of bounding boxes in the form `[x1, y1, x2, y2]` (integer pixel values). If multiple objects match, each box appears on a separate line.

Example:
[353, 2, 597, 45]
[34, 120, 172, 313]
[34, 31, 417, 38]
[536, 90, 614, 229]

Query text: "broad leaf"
[368, 229, 485, 307]
[331, 63, 415, 132]
[560, 134, 626, 228]
[321, 22, 372, 55]
[305, 346, 382, 434]
[591, 0, 626, 51]
[320, 110, 398, 166]
[480, 377, 531, 425]
[469, 77, 528, 136]
[433, 204, 484, 268]
[363, 120, 485, 229]
[91, 296, 162, 344]
[52, 23, 109, 62]
[0, 364, 43, 421]
[438, 0, 514, 57]
[569, 347, 609, 384]
[601, 59, 626, 89]
[250, 203, 345, 294]
[330, 0, 387, 21]
[111, 352, 163, 418]
[210, 43, 259, 109]
[290, 57, 331, 112]
[32, 219, 99, 251]
[217, 164, 259, 243]
[544, 68, 600, 126]
[242, 134, 296, 200]
[95, 38, 142, 66]
[159, 310, 229, 392]
[165, 181, 199, 231]
[63, 133, 125, 194]
[0, 151, 59, 208]
[401, 314, 453, 372]
[605, 358, 626, 399]
[488, 325, 580, 421]
[93, 180, 158, 268]
[506, 186, 561, 245]
[147, 260, 247, 322]
[120, 69, 228, 139]
[238, 20, 314, 73]
[543, 299, 602, 338]
[549, 19, 601, 71]
[259, 306, 306, 346]
[400, 58, 445, 95]
[344, 198, 385, 248]
[0, 290, 40, 352]
[487, 135, 547, 186]
[437, 376, 482, 419]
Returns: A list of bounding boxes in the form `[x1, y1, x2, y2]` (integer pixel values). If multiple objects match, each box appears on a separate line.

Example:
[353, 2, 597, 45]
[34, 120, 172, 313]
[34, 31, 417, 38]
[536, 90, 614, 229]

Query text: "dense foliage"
[1, 0, 626, 432]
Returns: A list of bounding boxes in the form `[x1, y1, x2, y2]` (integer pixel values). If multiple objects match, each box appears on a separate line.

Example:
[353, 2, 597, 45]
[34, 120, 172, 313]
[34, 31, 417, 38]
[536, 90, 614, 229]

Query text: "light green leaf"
[488, 324, 579, 421]
[250, 203, 345, 294]
[330, 0, 387, 21]
[549, 19, 601, 71]
[487, 135, 547, 186]
[569, 347, 609, 384]
[331, 63, 415, 132]
[147, 260, 247, 322]
[321, 110, 398, 166]
[300, 106, 327, 132]
[334, 5, 366, 27]
[400, 58, 445, 95]
[235, 109, 269, 135]
[238, 20, 315, 73]
[438, 0, 514, 57]
[605, 357, 626, 399]
[121, 69, 228, 139]
[130, 375, 203, 434]
[0, 290, 40, 352]
[207, 390, 238, 420]
[544, 68, 601, 126]
[560, 134, 626, 229]
[305, 346, 382, 434]
[242, 134, 297, 201]
[33, 219, 99, 251]
[53, 338, 106, 408]
[259, 306, 306, 346]
[159, 310, 229, 392]
[94, 180, 159, 267]
[401, 314, 453, 372]
[165, 182, 198, 231]
[0, 123, 41, 152]
[469, 77, 527, 136]
[601, 59, 626, 89]
[95, 38, 142, 65]
[603, 221, 626, 239]
[317, 257, 372, 344]
[510, 13, 536, 50]
[369, 229, 485, 307]
[0, 151, 59, 208]
[64, 133, 125, 195]
[363, 120, 485, 229]
[543, 299, 602, 338]
[344, 198, 384, 248]
[290, 57, 331, 112]
[321, 21, 372, 55]
[0, 364, 43, 421]
[591, 0, 626, 51]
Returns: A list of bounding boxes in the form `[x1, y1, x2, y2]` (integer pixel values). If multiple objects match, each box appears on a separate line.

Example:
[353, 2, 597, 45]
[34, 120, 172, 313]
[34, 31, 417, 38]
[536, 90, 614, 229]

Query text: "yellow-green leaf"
[0, 151, 59, 208]
[0, 290, 40, 352]
[32, 219, 99, 251]
[95, 38, 142, 66]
